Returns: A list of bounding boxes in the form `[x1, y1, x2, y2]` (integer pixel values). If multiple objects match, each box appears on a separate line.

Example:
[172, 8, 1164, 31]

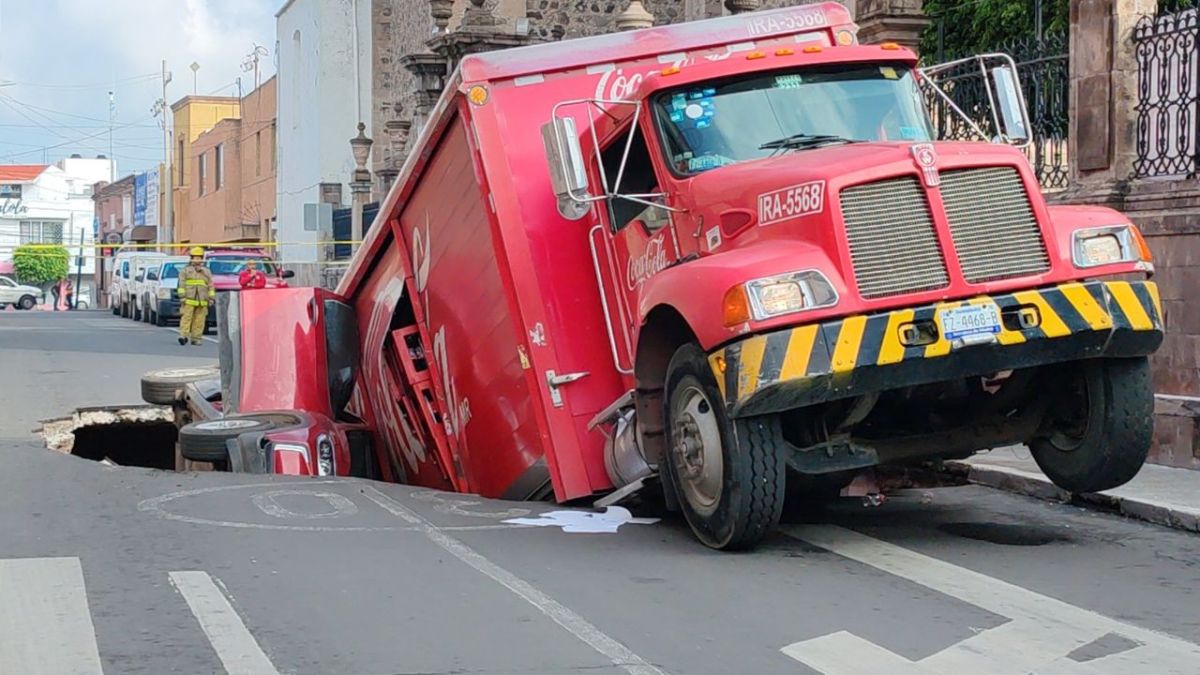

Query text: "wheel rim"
[195, 419, 259, 431]
[671, 384, 724, 516]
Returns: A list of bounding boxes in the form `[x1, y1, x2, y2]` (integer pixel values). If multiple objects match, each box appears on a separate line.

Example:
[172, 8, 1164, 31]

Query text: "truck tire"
[179, 418, 275, 463]
[662, 343, 785, 550]
[112, 302, 120, 315]
[178, 414, 304, 463]
[133, 300, 142, 322]
[140, 366, 219, 405]
[18, 295, 35, 310]
[1030, 357, 1153, 494]
[154, 307, 164, 326]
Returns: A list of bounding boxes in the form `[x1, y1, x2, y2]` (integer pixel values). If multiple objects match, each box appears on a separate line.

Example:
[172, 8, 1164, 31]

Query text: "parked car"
[0, 275, 42, 310]
[144, 257, 193, 326]
[131, 262, 160, 322]
[204, 250, 294, 293]
[109, 250, 166, 318]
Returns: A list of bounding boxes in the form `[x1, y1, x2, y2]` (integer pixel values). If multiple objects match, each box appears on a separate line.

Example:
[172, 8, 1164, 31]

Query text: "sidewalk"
[948, 447, 1200, 534]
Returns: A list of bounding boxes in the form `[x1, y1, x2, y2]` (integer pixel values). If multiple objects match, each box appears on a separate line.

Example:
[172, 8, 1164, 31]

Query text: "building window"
[19, 220, 64, 244]
[198, 152, 207, 197]
[255, 131, 262, 177]
[178, 137, 185, 186]
[215, 143, 224, 190]
[270, 122, 277, 170]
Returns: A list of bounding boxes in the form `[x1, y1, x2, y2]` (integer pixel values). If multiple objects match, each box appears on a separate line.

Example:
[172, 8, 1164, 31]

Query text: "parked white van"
[108, 250, 165, 318]
[141, 255, 188, 325]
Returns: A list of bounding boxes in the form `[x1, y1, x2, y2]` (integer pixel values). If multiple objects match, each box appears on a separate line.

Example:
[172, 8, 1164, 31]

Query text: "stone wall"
[524, 0, 685, 39]
[1057, 0, 1200, 469]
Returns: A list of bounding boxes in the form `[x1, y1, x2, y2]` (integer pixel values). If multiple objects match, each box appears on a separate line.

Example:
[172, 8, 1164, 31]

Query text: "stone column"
[1065, 0, 1156, 202]
[400, 53, 450, 134]
[856, 0, 928, 52]
[616, 1, 655, 30]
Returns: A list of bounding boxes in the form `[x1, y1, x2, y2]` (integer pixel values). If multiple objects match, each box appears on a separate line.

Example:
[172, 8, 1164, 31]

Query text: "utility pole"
[74, 228, 84, 310]
[153, 59, 174, 250]
[107, 90, 115, 181]
[190, 62, 200, 95]
[242, 44, 269, 91]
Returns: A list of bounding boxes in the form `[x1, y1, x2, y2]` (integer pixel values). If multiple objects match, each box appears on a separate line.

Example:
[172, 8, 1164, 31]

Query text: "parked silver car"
[0, 275, 42, 310]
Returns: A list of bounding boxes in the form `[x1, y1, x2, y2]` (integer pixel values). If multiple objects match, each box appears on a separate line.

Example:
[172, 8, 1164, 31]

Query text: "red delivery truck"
[172, 2, 1163, 549]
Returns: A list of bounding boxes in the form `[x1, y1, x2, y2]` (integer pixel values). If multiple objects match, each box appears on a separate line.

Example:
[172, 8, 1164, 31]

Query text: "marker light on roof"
[881, 42, 901, 50]
[775, 48, 795, 56]
[467, 85, 489, 105]
[802, 45, 823, 53]
[746, 51, 766, 60]
[661, 65, 681, 76]
[836, 30, 855, 46]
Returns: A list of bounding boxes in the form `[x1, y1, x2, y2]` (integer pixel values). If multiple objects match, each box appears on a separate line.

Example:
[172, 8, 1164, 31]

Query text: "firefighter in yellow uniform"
[177, 247, 215, 345]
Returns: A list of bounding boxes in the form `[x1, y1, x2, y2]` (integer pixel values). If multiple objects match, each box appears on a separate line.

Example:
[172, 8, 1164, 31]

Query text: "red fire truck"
[172, 3, 1163, 549]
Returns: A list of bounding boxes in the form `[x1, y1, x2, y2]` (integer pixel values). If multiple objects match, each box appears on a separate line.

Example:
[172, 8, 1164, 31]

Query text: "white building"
[276, 0, 372, 283]
[0, 155, 114, 305]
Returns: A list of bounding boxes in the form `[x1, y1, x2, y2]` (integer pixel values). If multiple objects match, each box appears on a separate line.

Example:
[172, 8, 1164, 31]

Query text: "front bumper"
[711, 280, 1164, 417]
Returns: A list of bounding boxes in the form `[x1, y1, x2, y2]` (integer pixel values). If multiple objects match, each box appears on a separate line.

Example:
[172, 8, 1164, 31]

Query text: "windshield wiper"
[758, 133, 859, 151]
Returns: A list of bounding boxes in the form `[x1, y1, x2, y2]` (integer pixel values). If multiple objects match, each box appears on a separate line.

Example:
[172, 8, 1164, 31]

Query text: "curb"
[945, 460, 1200, 534]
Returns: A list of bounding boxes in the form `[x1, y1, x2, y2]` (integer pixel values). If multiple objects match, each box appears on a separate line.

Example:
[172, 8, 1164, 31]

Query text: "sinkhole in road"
[40, 406, 178, 470]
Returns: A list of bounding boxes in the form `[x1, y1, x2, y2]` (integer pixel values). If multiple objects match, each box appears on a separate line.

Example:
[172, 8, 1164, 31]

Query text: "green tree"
[12, 244, 69, 285]
[921, 0, 1070, 60]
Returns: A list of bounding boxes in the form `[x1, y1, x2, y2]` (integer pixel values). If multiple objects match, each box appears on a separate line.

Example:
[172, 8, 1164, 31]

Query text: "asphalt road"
[1, 311, 1199, 675]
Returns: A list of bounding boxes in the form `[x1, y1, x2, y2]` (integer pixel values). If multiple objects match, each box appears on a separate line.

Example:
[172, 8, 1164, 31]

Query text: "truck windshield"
[653, 63, 933, 175]
[162, 263, 183, 280]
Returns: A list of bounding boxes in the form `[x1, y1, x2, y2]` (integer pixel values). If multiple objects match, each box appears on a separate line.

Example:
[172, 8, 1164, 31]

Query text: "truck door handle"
[546, 370, 589, 408]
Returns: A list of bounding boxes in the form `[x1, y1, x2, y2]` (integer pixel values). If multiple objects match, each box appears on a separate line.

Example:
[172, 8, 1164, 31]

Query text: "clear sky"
[0, 0, 277, 176]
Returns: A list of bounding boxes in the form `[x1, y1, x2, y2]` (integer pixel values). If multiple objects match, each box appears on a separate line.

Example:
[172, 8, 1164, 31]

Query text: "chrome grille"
[941, 167, 1050, 283]
[840, 176, 949, 299]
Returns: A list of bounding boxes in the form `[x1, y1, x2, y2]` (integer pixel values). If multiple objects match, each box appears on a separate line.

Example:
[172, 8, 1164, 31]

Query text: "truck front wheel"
[1030, 357, 1153, 493]
[663, 343, 785, 550]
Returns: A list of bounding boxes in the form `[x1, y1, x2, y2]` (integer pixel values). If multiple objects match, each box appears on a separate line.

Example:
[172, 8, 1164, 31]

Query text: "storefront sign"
[133, 173, 147, 226]
[144, 169, 159, 229]
[0, 199, 28, 216]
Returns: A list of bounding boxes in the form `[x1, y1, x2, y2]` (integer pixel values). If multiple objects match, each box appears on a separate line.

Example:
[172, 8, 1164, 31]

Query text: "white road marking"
[170, 571, 280, 675]
[360, 486, 665, 675]
[0, 557, 104, 675]
[251, 489, 359, 519]
[780, 525, 1200, 674]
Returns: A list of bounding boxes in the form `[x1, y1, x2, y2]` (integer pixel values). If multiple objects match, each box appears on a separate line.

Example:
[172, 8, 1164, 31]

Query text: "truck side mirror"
[990, 65, 1030, 145]
[281, 269, 295, 279]
[541, 117, 592, 221]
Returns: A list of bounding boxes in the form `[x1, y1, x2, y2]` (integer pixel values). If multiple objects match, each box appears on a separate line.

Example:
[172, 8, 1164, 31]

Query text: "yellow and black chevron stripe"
[709, 280, 1163, 413]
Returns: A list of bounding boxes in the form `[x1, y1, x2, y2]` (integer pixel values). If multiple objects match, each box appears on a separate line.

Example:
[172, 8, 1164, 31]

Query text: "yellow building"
[170, 96, 240, 245]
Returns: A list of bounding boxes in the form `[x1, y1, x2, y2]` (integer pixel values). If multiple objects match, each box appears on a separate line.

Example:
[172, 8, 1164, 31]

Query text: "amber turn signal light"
[723, 285, 751, 327]
[1132, 226, 1153, 263]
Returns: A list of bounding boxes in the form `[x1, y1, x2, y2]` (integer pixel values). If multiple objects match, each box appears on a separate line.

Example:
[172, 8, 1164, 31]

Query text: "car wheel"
[133, 301, 142, 322]
[18, 295, 35, 311]
[179, 414, 304, 463]
[662, 343, 785, 550]
[140, 366, 219, 405]
[1030, 357, 1153, 494]
[111, 302, 119, 315]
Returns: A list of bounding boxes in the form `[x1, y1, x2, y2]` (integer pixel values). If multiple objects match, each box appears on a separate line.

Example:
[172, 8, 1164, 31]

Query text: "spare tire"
[140, 366, 219, 405]
[178, 414, 304, 463]
[179, 418, 276, 462]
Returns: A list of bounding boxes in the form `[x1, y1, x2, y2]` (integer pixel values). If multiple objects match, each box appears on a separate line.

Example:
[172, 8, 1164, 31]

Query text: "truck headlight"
[743, 270, 838, 321]
[1072, 225, 1153, 269]
[316, 434, 334, 476]
[156, 288, 171, 300]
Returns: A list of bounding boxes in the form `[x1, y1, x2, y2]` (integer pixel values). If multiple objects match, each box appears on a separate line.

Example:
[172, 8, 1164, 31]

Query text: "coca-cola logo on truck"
[626, 234, 670, 291]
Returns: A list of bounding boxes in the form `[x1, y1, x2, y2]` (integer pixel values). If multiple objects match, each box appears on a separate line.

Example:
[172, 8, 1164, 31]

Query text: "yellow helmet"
[189, 246, 205, 258]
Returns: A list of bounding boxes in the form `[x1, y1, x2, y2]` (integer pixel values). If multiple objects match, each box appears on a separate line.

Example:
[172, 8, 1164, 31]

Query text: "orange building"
[172, 77, 276, 246]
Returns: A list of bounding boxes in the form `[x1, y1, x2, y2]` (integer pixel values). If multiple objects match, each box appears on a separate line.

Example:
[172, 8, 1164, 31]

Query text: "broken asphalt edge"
[944, 460, 1200, 535]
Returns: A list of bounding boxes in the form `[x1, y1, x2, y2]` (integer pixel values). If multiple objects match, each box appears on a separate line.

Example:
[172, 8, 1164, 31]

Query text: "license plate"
[938, 304, 1001, 341]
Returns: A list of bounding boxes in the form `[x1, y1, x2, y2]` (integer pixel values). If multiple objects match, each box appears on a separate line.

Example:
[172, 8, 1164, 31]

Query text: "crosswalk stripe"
[780, 526, 1200, 674]
[0, 557, 103, 675]
[170, 571, 280, 675]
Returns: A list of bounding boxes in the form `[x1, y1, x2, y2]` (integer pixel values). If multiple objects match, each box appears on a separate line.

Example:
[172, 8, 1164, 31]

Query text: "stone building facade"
[369, 0, 883, 194]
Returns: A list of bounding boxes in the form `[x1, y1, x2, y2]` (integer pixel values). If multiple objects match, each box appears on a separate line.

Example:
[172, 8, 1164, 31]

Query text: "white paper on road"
[780, 525, 1200, 674]
[0, 556, 103, 675]
[170, 570, 281, 675]
[503, 506, 659, 533]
